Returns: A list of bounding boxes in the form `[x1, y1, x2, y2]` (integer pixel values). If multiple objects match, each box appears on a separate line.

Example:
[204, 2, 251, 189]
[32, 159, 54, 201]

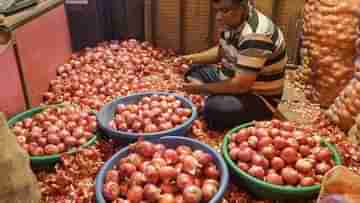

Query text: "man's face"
[213, 0, 245, 27]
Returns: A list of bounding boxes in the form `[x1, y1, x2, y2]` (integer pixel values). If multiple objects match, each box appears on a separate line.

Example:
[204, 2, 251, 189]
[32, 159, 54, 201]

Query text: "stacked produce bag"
[325, 3, 360, 131]
[302, 0, 358, 107]
[0, 112, 41, 202]
[317, 166, 360, 203]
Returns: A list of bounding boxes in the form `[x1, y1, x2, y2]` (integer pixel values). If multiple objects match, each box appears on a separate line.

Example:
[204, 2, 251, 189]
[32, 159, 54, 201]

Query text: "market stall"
[1, 0, 360, 202]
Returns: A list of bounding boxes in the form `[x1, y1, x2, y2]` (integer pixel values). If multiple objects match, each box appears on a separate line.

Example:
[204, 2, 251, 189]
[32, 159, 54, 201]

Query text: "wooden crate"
[183, 0, 211, 53]
[153, 0, 182, 52]
[146, 0, 212, 54]
[273, 0, 305, 64]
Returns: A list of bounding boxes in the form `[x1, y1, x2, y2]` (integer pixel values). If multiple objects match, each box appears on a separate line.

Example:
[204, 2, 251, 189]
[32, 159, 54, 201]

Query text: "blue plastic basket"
[96, 92, 197, 143]
[95, 136, 229, 203]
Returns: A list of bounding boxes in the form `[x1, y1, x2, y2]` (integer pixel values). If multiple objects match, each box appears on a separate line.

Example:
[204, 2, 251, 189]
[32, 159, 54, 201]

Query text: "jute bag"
[0, 112, 41, 203]
[317, 166, 360, 203]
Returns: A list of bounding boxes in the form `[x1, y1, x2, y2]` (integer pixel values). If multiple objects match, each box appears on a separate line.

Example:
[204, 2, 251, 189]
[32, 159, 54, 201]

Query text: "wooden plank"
[154, 0, 181, 51]
[144, 0, 153, 42]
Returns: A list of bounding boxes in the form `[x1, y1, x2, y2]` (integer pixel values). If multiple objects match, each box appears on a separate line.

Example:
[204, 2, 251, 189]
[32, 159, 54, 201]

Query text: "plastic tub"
[95, 136, 229, 203]
[7, 104, 98, 167]
[222, 122, 342, 200]
[96, 92, 197, 143]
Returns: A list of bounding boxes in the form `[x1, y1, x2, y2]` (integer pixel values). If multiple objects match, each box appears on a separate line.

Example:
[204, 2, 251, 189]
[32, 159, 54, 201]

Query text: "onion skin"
[103, 181, 121, 201]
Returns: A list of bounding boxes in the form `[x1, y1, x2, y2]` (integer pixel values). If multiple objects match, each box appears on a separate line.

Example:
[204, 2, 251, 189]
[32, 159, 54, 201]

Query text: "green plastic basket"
[7, 104, 98, 167]
[222, 122, 342, 200]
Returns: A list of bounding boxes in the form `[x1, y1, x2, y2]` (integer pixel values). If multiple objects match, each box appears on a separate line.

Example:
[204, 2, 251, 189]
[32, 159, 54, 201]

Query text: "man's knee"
[204, 95, 244, 114]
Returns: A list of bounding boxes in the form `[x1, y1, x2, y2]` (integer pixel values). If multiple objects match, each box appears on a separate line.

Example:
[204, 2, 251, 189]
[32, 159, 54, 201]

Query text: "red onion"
[316, 148, 332, 162]
[295, 159, 313, 173]
[159, 166, 178, 181]
[281, 147, 298, 164]
[163, 149, 178, 164]
[159, 193, 176, 203]
[204, 164, 220, 179]
[130, 171, 147, 186]
[265, 173, 284, 185]
[183, 185, 203, 203]
[315, 162, 332, 174]
[119, 163, 137, 176]
[300, 177, 316, 186]
[260, 146, 276, 159]
[248, 166, 265, 179]
[104, 182, 121, 200]
[127, 185, 144, 203]
[237, 162, 250, 171]
[202, 183, 217, 201]
[176, 173, 194, 190]
[281, 167, 299, 185]
[106, 170, 120, 183]
[144, 184, 161, 202]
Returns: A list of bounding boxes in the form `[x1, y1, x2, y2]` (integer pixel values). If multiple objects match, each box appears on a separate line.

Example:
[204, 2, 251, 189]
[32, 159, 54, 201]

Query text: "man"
[181, 0, 287, 130]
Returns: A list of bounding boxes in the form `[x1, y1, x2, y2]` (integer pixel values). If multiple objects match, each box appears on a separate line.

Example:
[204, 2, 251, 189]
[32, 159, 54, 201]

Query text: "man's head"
[212, 0, 249, 27]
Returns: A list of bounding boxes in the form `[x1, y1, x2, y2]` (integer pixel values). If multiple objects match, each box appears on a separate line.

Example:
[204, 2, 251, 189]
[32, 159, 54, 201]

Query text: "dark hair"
[212, 0, 248, 7]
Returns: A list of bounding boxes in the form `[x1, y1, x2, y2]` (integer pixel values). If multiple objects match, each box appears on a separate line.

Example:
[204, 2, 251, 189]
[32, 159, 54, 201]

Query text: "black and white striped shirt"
[219, 4, 287, 96]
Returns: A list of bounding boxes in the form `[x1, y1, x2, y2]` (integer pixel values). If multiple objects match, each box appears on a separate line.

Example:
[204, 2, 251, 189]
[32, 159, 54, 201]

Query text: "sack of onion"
[0, 112, 41, 202]
[8, 104, 98, 166]
[317, 166, 360, 203]
[303, 0, 359, 107]
[95, 137, 229, 203]
[223, 120, 342, 200]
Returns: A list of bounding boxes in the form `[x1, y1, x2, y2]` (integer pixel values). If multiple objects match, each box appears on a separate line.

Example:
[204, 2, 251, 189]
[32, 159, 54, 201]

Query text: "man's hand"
[181, 79, 204, 94]
[181, 82, 202, 94]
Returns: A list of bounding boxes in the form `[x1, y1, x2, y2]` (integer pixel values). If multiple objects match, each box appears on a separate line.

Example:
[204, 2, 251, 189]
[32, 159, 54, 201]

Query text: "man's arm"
[183, 46, 221, 64]
[182, 69, 257, 94]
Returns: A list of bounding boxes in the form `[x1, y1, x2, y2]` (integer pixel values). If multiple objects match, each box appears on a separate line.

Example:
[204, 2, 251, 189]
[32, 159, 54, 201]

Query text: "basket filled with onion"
[222, 120, 342, 200]
[95, 136, 229, 203]
[97, 92, 197, 143]
[8, 104, 98, 166]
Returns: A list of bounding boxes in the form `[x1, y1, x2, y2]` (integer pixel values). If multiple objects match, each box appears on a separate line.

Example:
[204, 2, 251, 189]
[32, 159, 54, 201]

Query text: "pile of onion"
[42, 39, 201, 111]
[109, 95, 192, 133]
[36, 141, 114, 202]
[11, 106, 97, 156]
[228, 119, 336, 187]
[303, 0, 358, 107]
[103, 140, 220, 202]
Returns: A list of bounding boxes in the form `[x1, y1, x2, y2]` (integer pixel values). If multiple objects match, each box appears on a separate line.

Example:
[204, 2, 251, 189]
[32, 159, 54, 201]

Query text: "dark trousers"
[185, 64, 279, 131]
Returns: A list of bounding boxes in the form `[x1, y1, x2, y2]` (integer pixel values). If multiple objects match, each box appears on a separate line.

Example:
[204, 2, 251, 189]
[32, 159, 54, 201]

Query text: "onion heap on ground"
[303, 0, 358, 107]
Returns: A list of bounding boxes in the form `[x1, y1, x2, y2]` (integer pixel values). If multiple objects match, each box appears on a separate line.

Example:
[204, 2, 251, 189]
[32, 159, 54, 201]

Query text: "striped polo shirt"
[218, 4, 287, 96]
